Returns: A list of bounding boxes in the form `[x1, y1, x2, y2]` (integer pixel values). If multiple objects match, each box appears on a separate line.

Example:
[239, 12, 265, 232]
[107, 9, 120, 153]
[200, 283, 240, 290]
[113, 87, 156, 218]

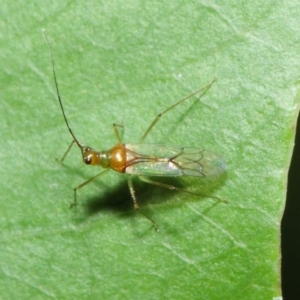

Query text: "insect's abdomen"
[124, 144, 226, 177]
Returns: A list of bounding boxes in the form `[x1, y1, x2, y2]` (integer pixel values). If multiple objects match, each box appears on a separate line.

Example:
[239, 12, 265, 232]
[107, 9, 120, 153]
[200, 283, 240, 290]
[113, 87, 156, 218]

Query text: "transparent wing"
[124, 144, 226, 177]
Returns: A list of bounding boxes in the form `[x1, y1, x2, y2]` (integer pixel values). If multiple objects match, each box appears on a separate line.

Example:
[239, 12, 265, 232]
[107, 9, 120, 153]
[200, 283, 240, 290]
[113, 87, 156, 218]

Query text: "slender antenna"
[43, 30, 83, 150]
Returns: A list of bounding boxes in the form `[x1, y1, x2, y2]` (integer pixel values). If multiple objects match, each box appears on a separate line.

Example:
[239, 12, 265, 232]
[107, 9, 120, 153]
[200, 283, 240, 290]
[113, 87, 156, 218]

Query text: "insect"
[44, 31, 226, 231]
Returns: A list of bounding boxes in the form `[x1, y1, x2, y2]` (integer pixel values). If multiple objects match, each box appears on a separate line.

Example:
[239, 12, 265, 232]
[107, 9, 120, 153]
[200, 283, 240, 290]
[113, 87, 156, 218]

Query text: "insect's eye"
[84, 157, 92, 165]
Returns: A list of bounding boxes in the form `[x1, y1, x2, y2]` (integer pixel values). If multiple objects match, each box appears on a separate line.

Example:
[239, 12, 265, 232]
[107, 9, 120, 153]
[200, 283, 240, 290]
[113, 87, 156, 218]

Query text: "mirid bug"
[44, 31, 226, 231]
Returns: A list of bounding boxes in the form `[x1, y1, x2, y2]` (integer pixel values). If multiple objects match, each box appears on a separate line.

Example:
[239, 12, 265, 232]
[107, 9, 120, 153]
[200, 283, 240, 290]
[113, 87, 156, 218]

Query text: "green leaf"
[1, 1, 299, 299]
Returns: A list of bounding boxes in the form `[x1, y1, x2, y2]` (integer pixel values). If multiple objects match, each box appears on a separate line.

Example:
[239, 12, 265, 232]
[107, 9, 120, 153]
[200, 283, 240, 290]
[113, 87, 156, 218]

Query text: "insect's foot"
[153, 223, 159, 232]
[55, 157, 64, 164]
[217, 197, 229, 204]
[69, 202, 77, 209]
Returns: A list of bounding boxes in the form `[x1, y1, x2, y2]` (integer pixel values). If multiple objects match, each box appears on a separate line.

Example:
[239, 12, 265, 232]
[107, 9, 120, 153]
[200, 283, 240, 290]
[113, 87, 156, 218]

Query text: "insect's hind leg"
[127, 176, 158, 231]
[138, 175, 228, 203]
[138, 78, 217, 143]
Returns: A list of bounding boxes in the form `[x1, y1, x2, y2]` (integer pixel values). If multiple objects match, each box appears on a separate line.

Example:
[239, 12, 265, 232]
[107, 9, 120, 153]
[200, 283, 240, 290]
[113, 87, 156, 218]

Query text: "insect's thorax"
[109, 144, 127, 172]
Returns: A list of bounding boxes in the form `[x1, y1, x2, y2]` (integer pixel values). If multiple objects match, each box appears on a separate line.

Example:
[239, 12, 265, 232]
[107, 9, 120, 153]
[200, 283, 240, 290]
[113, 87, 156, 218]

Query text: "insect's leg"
[70, 169, 110, 208]
[56, 140, 75, 163]
[127, 176, 158, 231]
[139, 175, 228, 203]
[113, 123, 124, 143]
[139, 78, 217, 143]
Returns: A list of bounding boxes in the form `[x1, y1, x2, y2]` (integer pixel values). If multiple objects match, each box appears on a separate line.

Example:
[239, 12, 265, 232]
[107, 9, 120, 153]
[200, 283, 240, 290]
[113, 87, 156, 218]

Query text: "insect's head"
[81, 146, 101, 165]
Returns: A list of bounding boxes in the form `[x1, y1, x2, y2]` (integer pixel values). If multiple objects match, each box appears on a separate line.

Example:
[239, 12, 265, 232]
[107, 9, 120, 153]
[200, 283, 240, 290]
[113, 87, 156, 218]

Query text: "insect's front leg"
[56, 140, 76, 163]
[113, 123, 124, 143]
[70, 169, 111, 208]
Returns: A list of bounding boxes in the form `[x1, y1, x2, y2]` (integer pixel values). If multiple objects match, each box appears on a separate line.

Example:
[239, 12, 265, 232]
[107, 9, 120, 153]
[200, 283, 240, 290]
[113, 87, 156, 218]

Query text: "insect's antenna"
[43, 30, 83, 150]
